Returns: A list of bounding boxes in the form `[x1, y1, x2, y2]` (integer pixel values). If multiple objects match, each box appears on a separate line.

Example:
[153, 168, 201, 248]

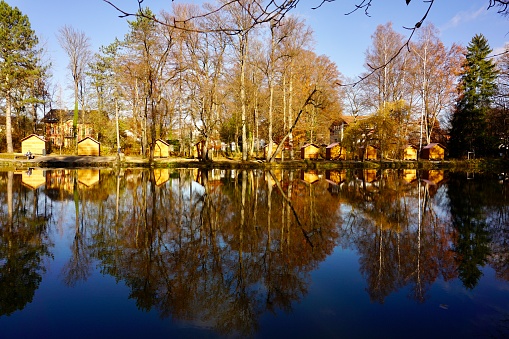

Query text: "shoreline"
[1, 154, 508, 171]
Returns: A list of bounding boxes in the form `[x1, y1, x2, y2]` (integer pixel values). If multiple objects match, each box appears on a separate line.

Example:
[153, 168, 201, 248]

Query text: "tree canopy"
[0, 0, 42, 153]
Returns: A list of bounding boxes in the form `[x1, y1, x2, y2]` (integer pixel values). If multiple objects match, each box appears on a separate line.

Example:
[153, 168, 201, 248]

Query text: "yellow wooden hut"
[263, 143, 281, 159]
[325, 142, 346, 160]
[403, 145, 418, 160]
[362, 145, 377, 160]
[77, 137, 100, 156]
[154, 139, 170, 158]
[301, 143, 320, 159]
[420, 143, 445, 160]
[21, 134, 47, 155]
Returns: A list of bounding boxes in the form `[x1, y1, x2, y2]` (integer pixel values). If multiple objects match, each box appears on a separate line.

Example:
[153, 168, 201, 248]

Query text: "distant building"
[329, 116, 357, 144]
[42, 109, 96, 148]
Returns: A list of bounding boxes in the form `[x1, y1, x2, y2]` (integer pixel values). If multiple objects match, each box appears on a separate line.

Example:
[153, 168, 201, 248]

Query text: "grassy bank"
[2, 153, 509, 172]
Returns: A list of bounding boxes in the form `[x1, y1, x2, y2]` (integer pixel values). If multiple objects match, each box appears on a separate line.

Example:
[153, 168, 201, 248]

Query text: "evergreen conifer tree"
[0, 0, 41, 153]
[449, 34, 498, 158]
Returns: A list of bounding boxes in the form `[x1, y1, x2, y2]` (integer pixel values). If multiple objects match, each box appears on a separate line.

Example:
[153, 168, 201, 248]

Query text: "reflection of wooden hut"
[153, 168, 170, 186]
[301, 170, 320, 184]
[325, 143, 346, 160]
[365, 169, 378, 183]
[403, 145, 418, 160]
[402, 169, 417, 183]
[301, 143, 320, 159]
[154, 139, 169, 158]
[326, 170, 347, 185]
[357, 169, 378, 183]
[21, 134, 47, 155]
[421, 170, 444, 185]
[77, 137, 100, 156]
[78, 169, 100, 187]
[420, 143, 445, 160]
[263, 143, 280, 159]
[22, 169, 46, 189]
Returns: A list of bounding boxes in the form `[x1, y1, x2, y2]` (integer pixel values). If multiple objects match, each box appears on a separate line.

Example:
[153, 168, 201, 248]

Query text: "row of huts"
[21, 133, 445, 161]
[296, 142, 445, 161]
[20, 134, 102, 156]
[19, 134, 173, 157]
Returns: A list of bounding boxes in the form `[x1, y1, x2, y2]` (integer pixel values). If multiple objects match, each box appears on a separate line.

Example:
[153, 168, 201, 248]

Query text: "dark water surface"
[1, 168, 509, 338]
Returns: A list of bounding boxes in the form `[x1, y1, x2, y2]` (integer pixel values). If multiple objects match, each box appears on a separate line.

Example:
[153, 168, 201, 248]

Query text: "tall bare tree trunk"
[6, 88, 13, 153]
[115, 98, 121, 158]
[240, 32, 248, 161]
[288, 65, 294, 159]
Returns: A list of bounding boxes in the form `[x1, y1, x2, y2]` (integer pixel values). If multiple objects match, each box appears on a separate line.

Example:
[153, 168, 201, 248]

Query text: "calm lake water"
[1, 167, 509, 338]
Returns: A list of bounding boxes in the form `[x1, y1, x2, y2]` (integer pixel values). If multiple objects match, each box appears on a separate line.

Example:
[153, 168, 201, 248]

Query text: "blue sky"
[7, 0, 509, 106]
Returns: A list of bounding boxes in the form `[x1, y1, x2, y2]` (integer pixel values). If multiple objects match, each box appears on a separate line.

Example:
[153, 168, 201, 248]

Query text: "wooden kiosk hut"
[420, 143, 445, 160]
[403, 145, 418, 160]
[325, 142, 346, 160]
[359, 145, 377, 160]
[77, 137, 101, 156]
[21, 134, 47, 155]
[154, 139, 169, 158]
[301, 143, 320, 159]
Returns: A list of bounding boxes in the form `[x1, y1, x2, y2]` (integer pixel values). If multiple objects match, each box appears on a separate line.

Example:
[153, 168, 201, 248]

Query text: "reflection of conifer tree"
[344, 170, 455, 303]
[0, 173, 51, 316]
[0, 229, 48, 315]
[448, 172, 490, 289]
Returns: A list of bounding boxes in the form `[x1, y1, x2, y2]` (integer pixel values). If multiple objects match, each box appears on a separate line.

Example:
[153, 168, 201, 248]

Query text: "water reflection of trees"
[0, 171, 52, 316]
[80, 168, 339, 336]
[4, 167, 509, 329]
[335, 169, 457, 303]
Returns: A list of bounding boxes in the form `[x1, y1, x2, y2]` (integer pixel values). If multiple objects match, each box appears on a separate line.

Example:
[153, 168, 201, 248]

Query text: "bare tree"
[410, 24, 464, 148]
[57, 25, 91, 152]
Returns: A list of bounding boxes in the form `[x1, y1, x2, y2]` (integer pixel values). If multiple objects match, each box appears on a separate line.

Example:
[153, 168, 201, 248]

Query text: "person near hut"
[25, 150, 34, 159]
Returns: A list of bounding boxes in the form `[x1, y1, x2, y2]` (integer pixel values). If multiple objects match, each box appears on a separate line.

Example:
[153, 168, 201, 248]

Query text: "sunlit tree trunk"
[240, 33, 249, 161]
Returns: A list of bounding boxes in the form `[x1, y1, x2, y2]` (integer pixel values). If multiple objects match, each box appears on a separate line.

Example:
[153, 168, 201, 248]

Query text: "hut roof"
[42, 109, 99, 124]
[301, 143, 320, 149]
[78, 136, 100, 144]
[21, 134, 46, 142]
[326, 142, 340, 149]
[422, 143, 445, 150]
[156, 138, 169, 146]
